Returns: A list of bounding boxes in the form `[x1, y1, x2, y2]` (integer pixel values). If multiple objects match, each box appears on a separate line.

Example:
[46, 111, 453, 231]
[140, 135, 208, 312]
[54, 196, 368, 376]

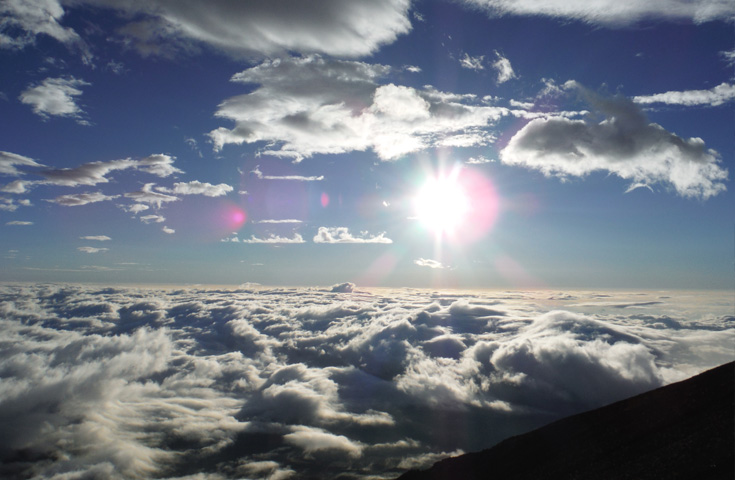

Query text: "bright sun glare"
[414, 172, 470, 235]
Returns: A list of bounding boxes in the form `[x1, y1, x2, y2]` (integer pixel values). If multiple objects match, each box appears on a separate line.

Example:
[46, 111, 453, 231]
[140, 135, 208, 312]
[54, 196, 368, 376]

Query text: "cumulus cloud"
[313, 227, 393, 244]
[19, 76, 91, 124]
[492, 51, 516, 84]
[47, 191, 119, 206]
[463, 0, 735, 25]
[500, 82, 728, 199]
[0, 285, 732, 479]
[209, 55, 508, 160]
[633, 82, 735, 107]
[0, 151, 44, 176]
[415, 258, 447, 269]
[331, 282, 356, 293]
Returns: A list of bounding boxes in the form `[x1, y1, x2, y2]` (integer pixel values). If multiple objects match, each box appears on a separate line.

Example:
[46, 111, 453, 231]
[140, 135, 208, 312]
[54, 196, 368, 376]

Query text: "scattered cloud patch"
[239, 233, 306, 244]
[19, 76, 91, 124]
[162, 226, 175, 234]
[313, 227, 393, 244]
[140, 214, 166, 224]
[124, 183, 180, 208]
[501, 82, 728, 199]
[159, 181, 233, 197]
[5, 220, 33, 225]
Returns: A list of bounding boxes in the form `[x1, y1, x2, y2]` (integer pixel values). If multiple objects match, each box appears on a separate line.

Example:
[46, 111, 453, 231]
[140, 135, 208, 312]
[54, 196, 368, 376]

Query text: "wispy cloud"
[250, 166, 323, 182]
[239, 233, 306, 244]
[157, 181, 233, 197]
[459, 53, 484, 71]
[462, 0, 735, 25]
[47, 192, 119, 206]
[0, 151, 45, 176]
[492, 51, 516, 84]
[124, 183, 179, 208]
[5, 220, 33, 226]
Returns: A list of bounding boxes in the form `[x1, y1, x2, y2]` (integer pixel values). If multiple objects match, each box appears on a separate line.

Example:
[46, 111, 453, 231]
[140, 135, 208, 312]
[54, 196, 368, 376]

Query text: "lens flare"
[413, 166, 499, 244]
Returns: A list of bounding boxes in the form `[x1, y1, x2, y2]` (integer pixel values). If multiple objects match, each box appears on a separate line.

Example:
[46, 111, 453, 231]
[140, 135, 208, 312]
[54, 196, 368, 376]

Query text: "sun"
[414, 171, 470, 235]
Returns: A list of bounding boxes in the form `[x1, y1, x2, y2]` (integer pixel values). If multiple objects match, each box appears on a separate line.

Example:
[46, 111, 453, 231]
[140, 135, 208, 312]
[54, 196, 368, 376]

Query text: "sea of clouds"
[0, 283, 732, 479]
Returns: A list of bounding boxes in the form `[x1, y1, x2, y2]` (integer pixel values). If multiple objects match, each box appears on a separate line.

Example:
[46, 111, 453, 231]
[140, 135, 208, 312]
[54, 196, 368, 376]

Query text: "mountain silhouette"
[397, 361, 734, 480]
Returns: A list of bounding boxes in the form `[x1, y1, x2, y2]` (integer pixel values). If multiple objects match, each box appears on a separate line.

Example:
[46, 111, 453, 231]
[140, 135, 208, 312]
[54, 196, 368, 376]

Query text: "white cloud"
[500, 82, 728, 199]
[5, 220, 33, 225]
[124, 183, 179, 208]
[209, 55, 509, 161]
[33, 0, 411, 58]
[313, 227, 393, 244]
[40, 154, 181, 188]
[0, 151, 44, 176]
[492, 51, 516, 84]
[240, 233, 306, 244]
[162, 226, 175, 234]
[0, 285, 732, 479]
[462, 0, 735, 25]
[121, 203, 150, 215]
[0, 0, 90, 60]
[633, 82, 735, 107]
[1, 180, 34, 194]
[47, 191, 119, 206]
[251, 166, 324, 182]
[254, 219, 303, 224]
[77, 246, 108, 253]
[80, 235, 111, 241]
[414, 258, 446, 269]
[284, 426, 363, 457]
[466, 155, 493, 164]
[140, 214, 166, 224]
[159, 181, 233, 197]
[459, 53, 485, 71]
[19, 76, 90, 123]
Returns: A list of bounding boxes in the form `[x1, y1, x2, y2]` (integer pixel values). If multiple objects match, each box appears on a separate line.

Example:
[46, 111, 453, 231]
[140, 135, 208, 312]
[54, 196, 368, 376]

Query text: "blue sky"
[1, 0, 733, 288]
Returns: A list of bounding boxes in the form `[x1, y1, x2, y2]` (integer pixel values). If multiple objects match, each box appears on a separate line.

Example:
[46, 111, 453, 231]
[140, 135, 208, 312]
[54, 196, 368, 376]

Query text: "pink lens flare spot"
[226, 207, 247, 229]
[321, 192, 330, 208]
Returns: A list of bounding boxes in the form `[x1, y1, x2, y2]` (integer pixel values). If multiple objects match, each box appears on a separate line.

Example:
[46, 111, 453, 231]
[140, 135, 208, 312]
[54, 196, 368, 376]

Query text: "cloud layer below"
[0, 284, 732, 479]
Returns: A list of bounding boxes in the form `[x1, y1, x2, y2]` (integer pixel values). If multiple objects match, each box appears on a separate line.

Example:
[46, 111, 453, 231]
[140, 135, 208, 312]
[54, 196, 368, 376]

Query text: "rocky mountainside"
[397, 362, 734, 480]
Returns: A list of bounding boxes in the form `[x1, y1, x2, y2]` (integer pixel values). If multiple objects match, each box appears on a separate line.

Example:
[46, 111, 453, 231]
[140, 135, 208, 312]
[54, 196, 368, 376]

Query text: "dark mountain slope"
[397, 361, 734, 480]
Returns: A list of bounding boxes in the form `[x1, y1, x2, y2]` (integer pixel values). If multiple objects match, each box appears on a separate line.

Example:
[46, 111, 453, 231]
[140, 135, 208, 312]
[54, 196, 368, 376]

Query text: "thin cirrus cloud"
[462, 0, 735, 25]
[80, 235, 111, 241]
[209, 55, 508, 161]
[0, 285, 732, 479]
[1, 0, 412, 58]
[492, 51, 516, 84]
[0, 151, 45, 176]
[500, 81, 729, 199]
[38, 154, 181, 187]
[251, 165, 324, 182]
[19, 76, 91, 124]
[77, 246, 108, 253]
[238, 233, 306, 244]
[459, 53, 485, 71]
